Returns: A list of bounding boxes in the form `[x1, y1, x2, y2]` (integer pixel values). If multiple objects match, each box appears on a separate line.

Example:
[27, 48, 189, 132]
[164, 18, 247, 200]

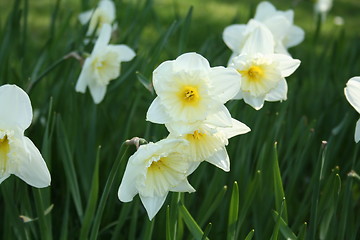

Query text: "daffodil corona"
[0, 85, 50, 187]
[118, 138, 198, 220]
[344, 77, 360, 142]
[75, 24, 135, 104]
[146, 52, 240, 126]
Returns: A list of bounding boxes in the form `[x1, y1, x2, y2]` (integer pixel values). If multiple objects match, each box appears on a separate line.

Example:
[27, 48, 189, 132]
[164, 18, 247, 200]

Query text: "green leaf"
[244, 229, 255, 240]
[79, 146, 101, 240]
[179, 202, 208, 240]
[227, 181, 239, 240]
[272, 210, 297, 240]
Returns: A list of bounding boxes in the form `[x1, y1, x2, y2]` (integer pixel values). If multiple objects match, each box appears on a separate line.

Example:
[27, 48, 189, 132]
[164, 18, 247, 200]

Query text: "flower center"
[179, 86, 200, 105]
[148, 157, 167, 173]
[186, 130, 205, 141]
[240, 66, 264, 82]
[0, 135, 10, 174]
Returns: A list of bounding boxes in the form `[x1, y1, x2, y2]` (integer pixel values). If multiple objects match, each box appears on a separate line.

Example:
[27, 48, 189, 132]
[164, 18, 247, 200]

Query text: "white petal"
[242, 20, 274, 55]
[205, 105, 233, 128]
[345, 77, 360, 113]
[0, 173, 10, 184]
[223, 24, 247, 53]
[75, 59, 92, 93]
[232, 90, 243, 100]
[107, 45, 136, 62]
[209, 67, 241, 103]
[221, 118, 251, 139]
[78, 10, 93, 25]
[152, 61, 174, 94]
[173, 52, 210, 73]
[118, 160, 139, 202]
[254, 1, 277, 21]
[243, 92, 265, 110]
[284, 26, 305, 48]
[15, 137, 51, 188]
[140, 194, 167, 220]
[272, 54, 301, 77]
[206, 147, 230, 172]
[88, 83, 107, 104]
[99, 0, 116, 20]
[284, 10, 294, 22]
[265, 78, 288, 101]
[264, 16, 291, 40]
[92, 23, 111, 55]
[146, 97, 172, 124]
[0, 84, 32, 132]
[170, 179, 195, 192]
[355, 119, 360, 143]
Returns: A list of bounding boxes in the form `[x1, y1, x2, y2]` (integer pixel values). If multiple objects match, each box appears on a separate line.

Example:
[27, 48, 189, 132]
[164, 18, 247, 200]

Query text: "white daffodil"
[223, 1, 304, 56]
[78, 0, 116, 37]
[146, 52, 240, 127]
[0, 84, 50, 188]
[167, 116, 250, 172]
[118, 138, 198, 220]
[344, 77, 360, 143]
[75, 23, 135, 104]
[229, 53, 300, 110]
[314, 0, 333, 20]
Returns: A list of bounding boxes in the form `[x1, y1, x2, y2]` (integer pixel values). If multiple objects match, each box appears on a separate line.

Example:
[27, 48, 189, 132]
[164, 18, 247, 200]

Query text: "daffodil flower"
[0, 84, 50, 188]
[314, 0, 333, 21]
[146, 52, 240, 126]
[229, 52, 300, 110]
[75, 23, 136, 104]
[167, 117, 250, 172]
[344, 77, 360, 142]
[223, 1, 304, 56]
[118, 138, 198, 220]
[78, 0, 116, 37]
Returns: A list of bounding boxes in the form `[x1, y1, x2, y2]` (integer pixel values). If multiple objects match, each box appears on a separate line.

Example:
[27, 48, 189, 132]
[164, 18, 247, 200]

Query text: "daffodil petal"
[0, 85, 32, 132]
[223, 24, 247, 53]
[78, 10, 93, 24]
[172, 52, 210, 73]
[15, 137, 51, 188]
[209, 66, 241, 103]
[205, 105, 233, 128]
[118, 162, 139, 202]
[242, 20, 274, 55]
[284, 26, 305, 48]
[345, 77, 360, 113]
[75, 59, 92, 93]
[221, 119, 251, 139]
[140, 194, 168, 220]
[0, 173, 10, 184]
[272, 54, 301, 77]
[263, 16, 291, 40]
[243, 92, 265, 110]
[206, 147, 230, 172]
[88, 83, 107, 104]
[355, 119, 360, 143]
[146, 97, 172, 124]
[93, 23, 112, 55]
[170, 179, 195, 192]
[98, 0, 116, 19]
[232, 90, 243, 100]
[254, 1, 277, 21]
[108, 45, 136, 62]
[265, 78, 288, 101]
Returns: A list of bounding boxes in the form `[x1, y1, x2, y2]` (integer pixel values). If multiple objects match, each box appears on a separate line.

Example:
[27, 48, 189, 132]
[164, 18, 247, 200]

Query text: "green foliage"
[1, 0, 360, 239]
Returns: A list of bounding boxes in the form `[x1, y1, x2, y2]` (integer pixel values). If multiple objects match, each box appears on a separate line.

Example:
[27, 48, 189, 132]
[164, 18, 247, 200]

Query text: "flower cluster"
[118, 52, 251, 219]
[76, 0, 135, 104]
[223, 1, 302, 110]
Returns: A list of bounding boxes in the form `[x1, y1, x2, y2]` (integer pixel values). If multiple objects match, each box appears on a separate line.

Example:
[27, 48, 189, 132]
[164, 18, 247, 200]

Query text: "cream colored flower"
[118, 138, 198, 220]
[78, 0, 116, 37]
[75, 24, 135, 104]
[146, 52, 240, 126]
[0, 84, 50, 188]
[167, 116, 250, 172]
[344, 77, 360, 142]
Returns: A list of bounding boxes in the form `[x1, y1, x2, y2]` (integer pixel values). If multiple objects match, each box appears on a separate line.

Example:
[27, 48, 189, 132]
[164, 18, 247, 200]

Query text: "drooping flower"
[75, 23, 136, 104]
[344, 77, 360, 142]
[78, 0, 116, 38]
[0, 84, 50, 188]
[146, 52, 240, 127]
[167, 116, 250, 172]
[118, 138, 198, 220]
[223, 1, 304, 56]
